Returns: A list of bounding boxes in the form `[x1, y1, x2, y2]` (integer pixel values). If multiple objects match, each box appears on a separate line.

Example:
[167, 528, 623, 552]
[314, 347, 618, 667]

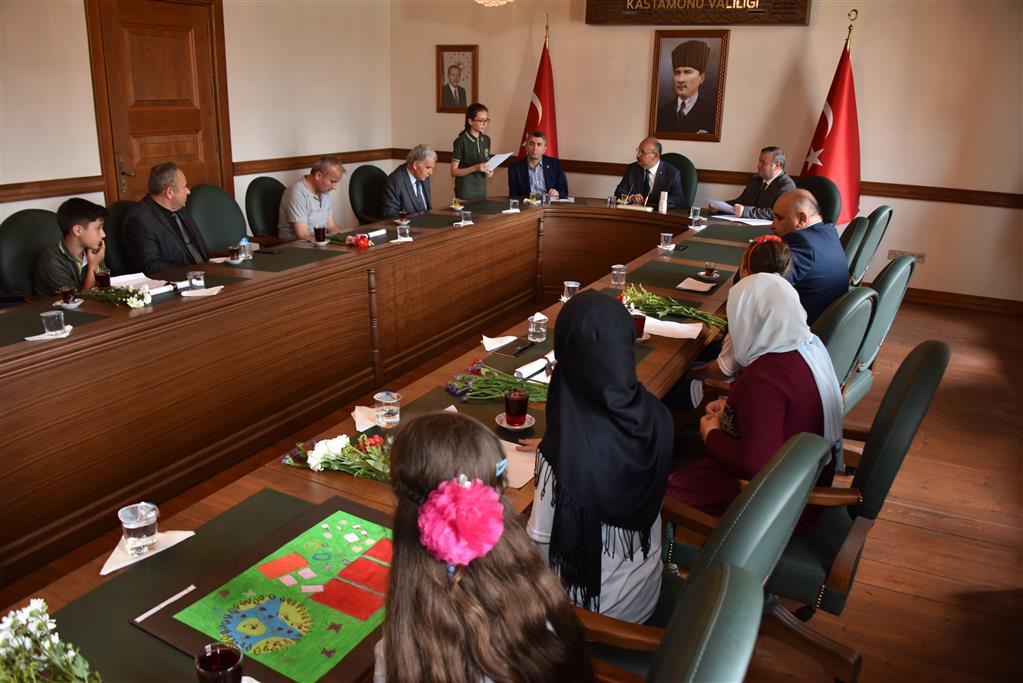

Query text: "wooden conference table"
[30, 205, 771, 681]
[0, 197, 765, 589]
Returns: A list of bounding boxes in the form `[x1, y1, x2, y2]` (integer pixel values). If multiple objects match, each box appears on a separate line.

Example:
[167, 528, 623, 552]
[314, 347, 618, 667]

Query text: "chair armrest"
[661, 496, 719, 538]
[592, 660, 645, 683]
[575, 606, 663, 652]
[825, 515, 874, 594]
[703, 377, 732, 395]
[807, 487, 862, 507]
[842, 425, 870, 442]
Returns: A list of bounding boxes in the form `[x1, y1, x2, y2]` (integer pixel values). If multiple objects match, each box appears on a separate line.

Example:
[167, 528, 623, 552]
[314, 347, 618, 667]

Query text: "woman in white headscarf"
[665, 272, 843, 524]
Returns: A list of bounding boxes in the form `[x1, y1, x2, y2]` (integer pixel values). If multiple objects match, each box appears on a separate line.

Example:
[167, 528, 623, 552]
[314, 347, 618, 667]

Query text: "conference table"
[5, 200, 770, 680]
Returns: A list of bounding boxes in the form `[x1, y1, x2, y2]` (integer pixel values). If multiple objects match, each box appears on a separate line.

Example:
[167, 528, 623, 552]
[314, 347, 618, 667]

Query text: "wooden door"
[94, 0, 228, 200]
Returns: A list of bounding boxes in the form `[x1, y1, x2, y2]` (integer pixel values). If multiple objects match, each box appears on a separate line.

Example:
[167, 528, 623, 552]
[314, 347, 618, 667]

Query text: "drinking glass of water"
[118, 502, 159, 557]
[610, 264, 627, 289]
[374, 391, 402, 429]
[689, 206, 702, 225]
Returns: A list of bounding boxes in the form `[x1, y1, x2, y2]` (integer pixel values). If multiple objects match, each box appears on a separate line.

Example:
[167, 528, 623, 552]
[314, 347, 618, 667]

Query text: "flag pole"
[545, 12, 550, 48]
[845, 9, 858, 52]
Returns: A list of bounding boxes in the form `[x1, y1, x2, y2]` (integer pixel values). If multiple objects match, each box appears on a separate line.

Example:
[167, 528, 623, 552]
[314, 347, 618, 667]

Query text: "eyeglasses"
[636, 148, 656, 156]
[472, 118, 491, 124]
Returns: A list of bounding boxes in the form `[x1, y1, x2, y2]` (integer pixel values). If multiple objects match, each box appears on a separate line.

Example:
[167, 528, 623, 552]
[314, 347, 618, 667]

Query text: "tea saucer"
[496, 413, 535, 431]
[700, 271, 720, 280]
[226, 257, 245, 265]
[55, 298, 83, 310]
[657, 244, 676, 251]
[635, 332, 652, 343]
[313, 240, 331, 247]
[394, 219, 411, 226]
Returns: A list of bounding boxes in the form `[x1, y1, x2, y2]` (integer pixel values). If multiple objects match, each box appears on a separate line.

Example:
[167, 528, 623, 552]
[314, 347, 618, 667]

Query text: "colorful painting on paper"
[174, 511, 392, 682]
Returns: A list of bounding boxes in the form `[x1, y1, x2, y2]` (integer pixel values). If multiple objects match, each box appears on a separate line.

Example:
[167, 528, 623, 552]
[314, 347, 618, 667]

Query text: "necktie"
[173, 212, 204, 264]
[642, 169, 653, 198]
[677, 102, 685, 129]
[416, 180, 426, 210]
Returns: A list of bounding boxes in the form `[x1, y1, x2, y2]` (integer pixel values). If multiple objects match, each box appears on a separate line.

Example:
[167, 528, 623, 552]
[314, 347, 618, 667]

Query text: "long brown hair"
[384, 412, 594, 683]
[741, 234, 792, 277]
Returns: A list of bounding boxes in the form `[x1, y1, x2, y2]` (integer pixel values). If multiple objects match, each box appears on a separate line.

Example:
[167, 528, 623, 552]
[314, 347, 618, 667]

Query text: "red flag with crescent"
[518, 42, 558, 158]
[802, 45, 860, 224]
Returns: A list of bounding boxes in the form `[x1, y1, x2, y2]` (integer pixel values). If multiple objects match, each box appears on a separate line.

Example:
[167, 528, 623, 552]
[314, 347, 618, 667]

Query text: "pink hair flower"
[418, 477, 504, 567]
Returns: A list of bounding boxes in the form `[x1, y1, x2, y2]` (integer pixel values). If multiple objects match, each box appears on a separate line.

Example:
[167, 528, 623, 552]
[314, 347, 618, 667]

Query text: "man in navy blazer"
[122, 162, 210, 276]
[771, 189, 849, 324]
[614, 137, 685, 209]
[381, 145, 436, 218]
[507, 131, 569, 198]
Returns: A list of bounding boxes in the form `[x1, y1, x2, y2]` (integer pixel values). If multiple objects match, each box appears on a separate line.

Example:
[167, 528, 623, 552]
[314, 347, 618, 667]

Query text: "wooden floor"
[3, 300, 1021, 681]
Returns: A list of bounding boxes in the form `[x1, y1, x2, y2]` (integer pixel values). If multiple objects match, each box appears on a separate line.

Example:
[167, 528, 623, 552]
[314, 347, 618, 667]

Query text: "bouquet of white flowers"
[0, 599, 101, 682]
[81, 285, 152, 308]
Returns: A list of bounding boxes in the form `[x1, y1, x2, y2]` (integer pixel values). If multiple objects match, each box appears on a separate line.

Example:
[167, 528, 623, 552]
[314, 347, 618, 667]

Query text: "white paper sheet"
[367, 228, 387, 239]
[514, 350, 555, 379]
[482, 335, 517, 351]
[499, 439, 536, 488]
[24, 325, 73, 341]
[101, 530, 195, 575]
[352, 406, 376, 432]
[109, 273, 181, 296]
[483, 152, 513, 172]
[676, 278, 715, 292]
[708, 198, 735, 213]
[637, 313, 703, 339]
[180, 285, 224, 298]
[712, 214, 773, 226]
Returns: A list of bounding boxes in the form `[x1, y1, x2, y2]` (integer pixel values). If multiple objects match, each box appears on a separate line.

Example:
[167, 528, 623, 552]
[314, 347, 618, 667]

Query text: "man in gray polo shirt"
[277, 156, 345, 241]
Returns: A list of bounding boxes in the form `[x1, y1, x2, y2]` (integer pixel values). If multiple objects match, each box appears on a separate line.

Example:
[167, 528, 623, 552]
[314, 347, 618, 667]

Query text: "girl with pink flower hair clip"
[375, 411, 593, 683]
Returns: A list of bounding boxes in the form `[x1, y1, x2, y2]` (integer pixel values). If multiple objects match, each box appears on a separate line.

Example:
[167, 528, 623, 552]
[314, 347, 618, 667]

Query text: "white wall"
[0, 0, 100, 183]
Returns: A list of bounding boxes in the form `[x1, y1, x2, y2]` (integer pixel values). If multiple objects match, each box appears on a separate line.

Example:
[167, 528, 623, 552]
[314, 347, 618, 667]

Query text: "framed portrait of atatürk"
[437, 45, 478, 114]
[649, 30, 729, 142]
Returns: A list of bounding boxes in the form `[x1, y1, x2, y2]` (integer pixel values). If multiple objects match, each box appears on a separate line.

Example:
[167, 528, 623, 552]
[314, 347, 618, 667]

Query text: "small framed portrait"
[437, 45, 478, 114]
[649, 30, 729, 142]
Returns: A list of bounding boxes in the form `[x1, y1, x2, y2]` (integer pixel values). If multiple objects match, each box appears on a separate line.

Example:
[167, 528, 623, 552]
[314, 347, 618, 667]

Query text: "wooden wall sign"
[585, 0, 811, 26]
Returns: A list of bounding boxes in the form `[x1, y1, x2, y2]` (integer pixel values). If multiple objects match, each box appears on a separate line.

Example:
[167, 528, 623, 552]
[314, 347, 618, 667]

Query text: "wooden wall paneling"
[0, 176, 107, 204]
[232, 149, 396, 177]
[367, 266, 381, 384]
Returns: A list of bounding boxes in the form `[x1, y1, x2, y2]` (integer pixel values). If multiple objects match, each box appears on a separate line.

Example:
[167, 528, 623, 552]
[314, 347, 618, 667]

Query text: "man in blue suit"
[614, 137, 685, 209]
[381, 145, 435, 219]
[507, 131, 569, 198]
[771, 189, 849, 324]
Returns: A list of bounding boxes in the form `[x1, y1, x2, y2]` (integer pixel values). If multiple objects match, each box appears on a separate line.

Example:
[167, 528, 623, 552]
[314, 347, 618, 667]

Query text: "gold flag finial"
[545, 12, 550, 48]
[846, 9, 858, 52]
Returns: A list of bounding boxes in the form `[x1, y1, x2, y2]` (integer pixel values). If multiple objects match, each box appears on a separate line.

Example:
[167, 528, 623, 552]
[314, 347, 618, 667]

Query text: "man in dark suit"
[656, 40, 715, 135]
[723, 146, 797, 220]
[771, 189, 849, 324]
[381, 145, 435, 218]
[507, 131, 569, 198]
[614, 137, 685, 209]
[122, 162, 210, 276]
[441, 64, 467, 109]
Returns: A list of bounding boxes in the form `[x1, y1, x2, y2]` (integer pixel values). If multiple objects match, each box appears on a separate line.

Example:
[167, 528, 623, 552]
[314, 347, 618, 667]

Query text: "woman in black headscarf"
[521, 290, 674, 622]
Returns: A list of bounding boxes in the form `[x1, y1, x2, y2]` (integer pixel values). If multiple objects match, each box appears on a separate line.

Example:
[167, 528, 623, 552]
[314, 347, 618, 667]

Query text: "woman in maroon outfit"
[665, 272, 844, 518]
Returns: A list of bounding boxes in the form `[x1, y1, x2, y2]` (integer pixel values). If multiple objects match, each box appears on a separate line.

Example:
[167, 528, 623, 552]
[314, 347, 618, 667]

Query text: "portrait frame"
[436, 45, 478, 114]
[649, 30, 729, 142]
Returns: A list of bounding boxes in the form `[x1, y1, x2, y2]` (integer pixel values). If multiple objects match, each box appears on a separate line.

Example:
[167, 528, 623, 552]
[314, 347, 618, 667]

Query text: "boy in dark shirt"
[34, 198, 107, 297]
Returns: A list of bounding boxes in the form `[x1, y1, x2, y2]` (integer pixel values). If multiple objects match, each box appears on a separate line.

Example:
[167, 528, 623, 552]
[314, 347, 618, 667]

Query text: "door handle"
[118, 158, 136, 193]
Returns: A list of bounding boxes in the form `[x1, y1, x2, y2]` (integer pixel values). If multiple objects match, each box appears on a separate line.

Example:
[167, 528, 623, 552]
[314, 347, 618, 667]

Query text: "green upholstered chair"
[244, 176, 285, 237]
[660, 153, 698, 209]
[646, 564, 763, 683]
[578, 433, 833, 678]
[103, 200, 136, 276]
[842, 255, 916, 413]
[762, 340, 950, 683]
[186, 184, 246, 250]
[348, 165, 387, 225]
[840, 216, 869, 276]
[849, 205, 893, 286]
[0, 209, 61, 296]
[811, 287, 878, 403]
[795, 175, 842, 224]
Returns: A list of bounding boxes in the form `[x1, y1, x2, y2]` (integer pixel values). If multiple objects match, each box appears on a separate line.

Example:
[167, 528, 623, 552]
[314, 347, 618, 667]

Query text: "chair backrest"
[348, 165, 388, 225]
[647, 564, 762, 683]
[244, 176, 285, 237]
[849, 205, 893, 285]
[853, 340, 950, 519]
[794, 175, 841, 224]
[103, 200, 136, 276]
[811, 287, 877, 389]
[858, 255, 915, 371]
[840, 216, 868, 273]
[690, 433, 833, 585]
[660, 152, 698, 208]
[186, 184, 246, 250]
[0, 209, 61, 295]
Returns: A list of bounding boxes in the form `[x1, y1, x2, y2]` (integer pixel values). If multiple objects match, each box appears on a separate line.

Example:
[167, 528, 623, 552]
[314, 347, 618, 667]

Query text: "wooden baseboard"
[902, 287, 1023, 316]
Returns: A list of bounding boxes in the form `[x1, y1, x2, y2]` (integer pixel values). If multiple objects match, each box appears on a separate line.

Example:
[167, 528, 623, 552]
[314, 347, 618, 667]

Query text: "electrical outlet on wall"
[888, 249, 926, 264]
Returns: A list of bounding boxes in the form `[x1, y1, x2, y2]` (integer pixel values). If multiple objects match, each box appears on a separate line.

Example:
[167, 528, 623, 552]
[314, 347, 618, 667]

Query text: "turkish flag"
[517, 42, 558, 158]
[802, 45, 860, 224]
